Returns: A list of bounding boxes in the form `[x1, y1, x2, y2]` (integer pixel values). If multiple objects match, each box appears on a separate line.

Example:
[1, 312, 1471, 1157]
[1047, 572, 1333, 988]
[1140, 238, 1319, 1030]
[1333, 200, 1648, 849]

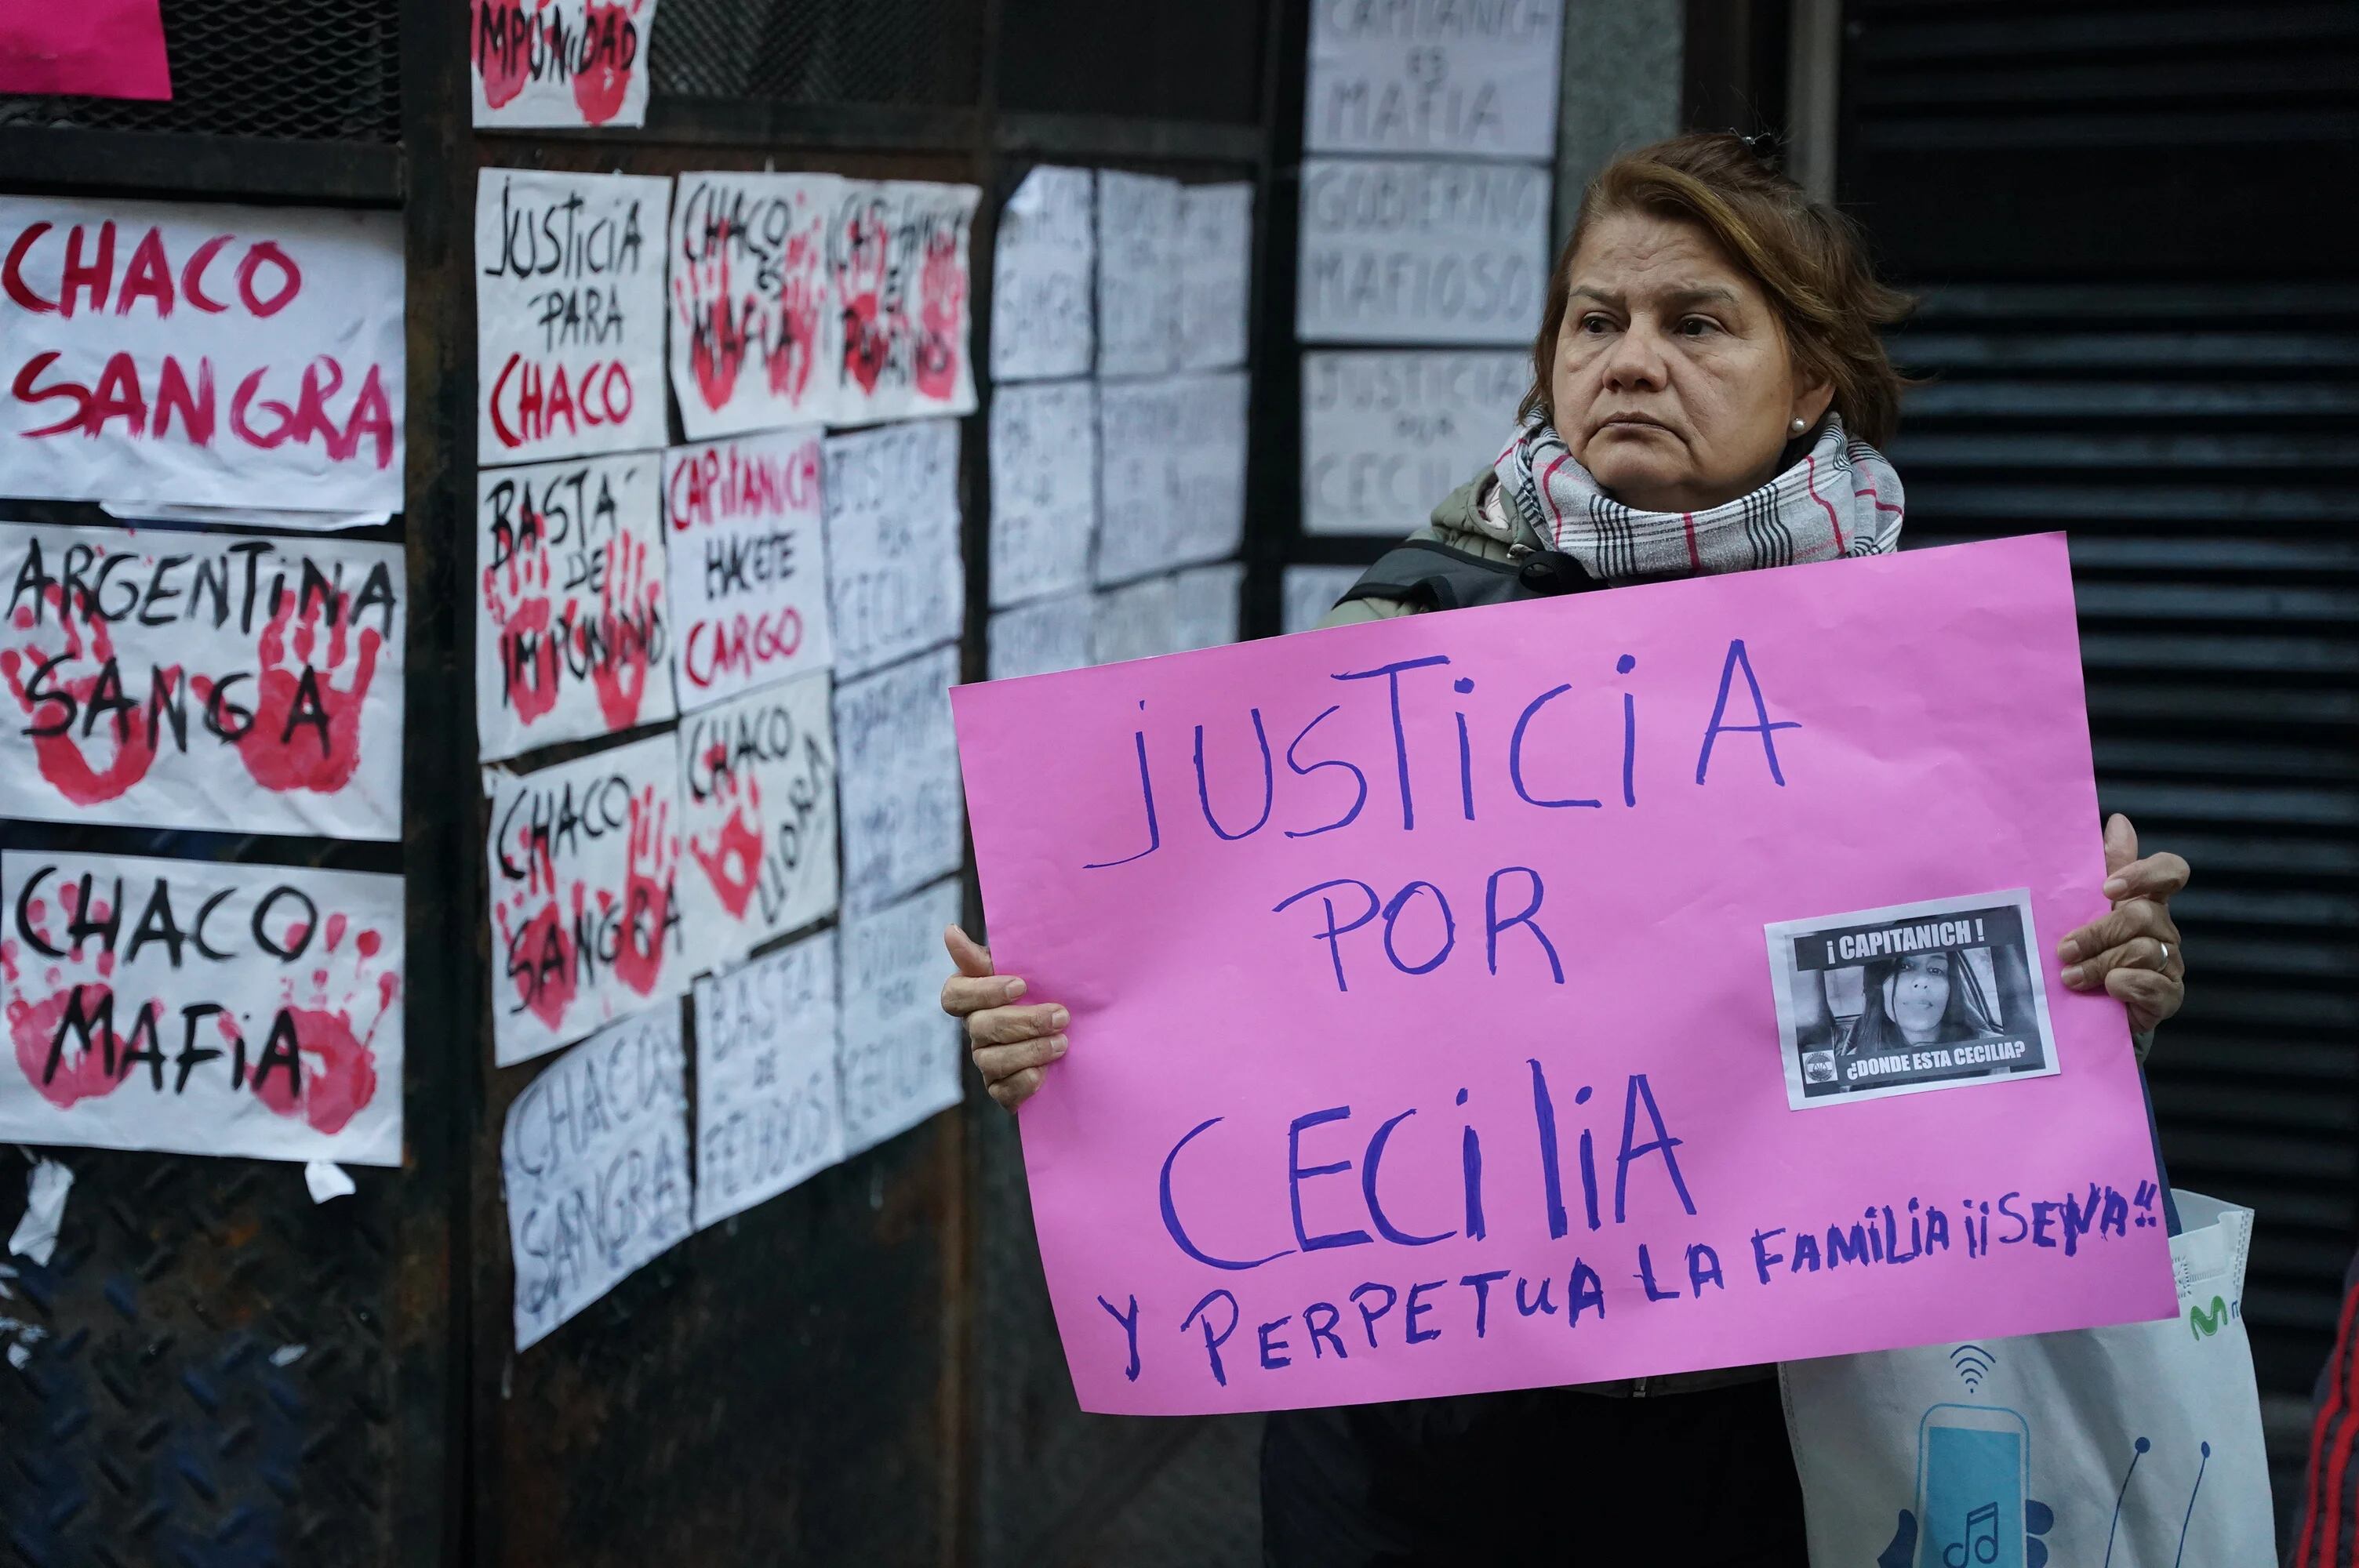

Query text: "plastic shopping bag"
[1781, 1191, 2274, 1566]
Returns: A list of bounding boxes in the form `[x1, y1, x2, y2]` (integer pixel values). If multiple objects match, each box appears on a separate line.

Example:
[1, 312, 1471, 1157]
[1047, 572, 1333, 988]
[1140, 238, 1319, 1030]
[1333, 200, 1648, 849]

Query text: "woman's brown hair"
[1524, 132, 1914, 448]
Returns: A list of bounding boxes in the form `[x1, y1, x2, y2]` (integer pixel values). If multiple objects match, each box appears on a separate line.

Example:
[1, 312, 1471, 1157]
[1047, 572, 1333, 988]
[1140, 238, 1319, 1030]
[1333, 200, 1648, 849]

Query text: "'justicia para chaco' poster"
[471, 0, 660, 130]
[667, 172, 843, 437]
[0, 522, 405, 840]
[485, 732, 688, 1066]
[474, 452, 674, 762]
[0, 848, 405, 1166]
[476, 169, 671, 464]
[0, 196, 405, 514]
[823, 180, 980, 426]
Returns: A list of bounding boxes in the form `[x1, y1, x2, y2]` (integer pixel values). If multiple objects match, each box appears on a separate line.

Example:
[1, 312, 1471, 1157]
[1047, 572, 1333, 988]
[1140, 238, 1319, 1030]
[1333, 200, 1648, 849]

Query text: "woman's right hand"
[940, 924, 1067, 1112]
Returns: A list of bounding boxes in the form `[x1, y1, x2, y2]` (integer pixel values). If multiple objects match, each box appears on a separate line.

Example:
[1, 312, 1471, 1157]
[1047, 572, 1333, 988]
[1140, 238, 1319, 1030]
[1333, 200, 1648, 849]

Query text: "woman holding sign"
[944, 133, 2193, 1564]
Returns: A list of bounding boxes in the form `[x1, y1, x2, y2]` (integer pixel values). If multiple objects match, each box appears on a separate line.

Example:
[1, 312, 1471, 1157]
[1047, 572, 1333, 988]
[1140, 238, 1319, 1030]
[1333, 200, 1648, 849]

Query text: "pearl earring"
[1790, 416, 1808, 433]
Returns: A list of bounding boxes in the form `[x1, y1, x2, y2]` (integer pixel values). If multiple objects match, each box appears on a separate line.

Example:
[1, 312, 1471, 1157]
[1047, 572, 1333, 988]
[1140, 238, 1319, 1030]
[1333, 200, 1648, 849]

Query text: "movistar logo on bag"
[2188, 1295, 2234, 1338]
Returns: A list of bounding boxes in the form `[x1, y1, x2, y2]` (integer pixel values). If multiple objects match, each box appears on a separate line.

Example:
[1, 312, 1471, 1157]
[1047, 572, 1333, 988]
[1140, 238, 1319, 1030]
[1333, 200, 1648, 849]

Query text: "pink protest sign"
[952, 534, 2177, 1416]
[0, 3, 171, 100]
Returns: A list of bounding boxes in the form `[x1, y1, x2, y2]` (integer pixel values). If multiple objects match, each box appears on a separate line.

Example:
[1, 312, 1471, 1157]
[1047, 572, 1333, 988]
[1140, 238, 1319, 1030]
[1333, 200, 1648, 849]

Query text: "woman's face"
[1548, 210, 1831, 514]
[1885, 953, 1952, 1044]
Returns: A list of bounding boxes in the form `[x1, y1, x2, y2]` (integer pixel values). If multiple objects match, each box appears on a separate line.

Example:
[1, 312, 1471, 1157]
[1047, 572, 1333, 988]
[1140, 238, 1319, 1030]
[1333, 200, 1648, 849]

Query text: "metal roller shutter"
[1841, 0, 2359, 1519]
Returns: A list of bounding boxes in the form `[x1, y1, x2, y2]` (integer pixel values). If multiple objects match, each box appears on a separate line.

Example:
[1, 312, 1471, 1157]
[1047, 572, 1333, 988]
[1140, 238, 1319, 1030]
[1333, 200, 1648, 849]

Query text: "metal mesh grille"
[649, 0, 984, 107]
[0, 0, 401, 143]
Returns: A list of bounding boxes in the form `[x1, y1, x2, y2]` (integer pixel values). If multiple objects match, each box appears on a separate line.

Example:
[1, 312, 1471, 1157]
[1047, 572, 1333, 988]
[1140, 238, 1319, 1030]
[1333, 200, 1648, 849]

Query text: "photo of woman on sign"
[942, 132, 2194, 1566]
[1777, 892, 2058, 1108]
[1849, 949, 2001, 1054]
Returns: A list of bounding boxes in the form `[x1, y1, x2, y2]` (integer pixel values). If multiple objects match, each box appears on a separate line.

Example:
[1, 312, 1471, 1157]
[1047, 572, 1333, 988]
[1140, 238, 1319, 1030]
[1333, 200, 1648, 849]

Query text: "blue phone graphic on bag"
[1916, 1405, 2029, 1568]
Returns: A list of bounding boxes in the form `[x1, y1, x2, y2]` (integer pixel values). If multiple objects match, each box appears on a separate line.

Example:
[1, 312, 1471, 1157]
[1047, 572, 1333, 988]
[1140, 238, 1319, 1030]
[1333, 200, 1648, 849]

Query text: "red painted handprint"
[2, 584, 173, 807]
[770, 233, 822, 406]
[676, 239, 747, 413]
[915, 226, 966, 401]
[688, 742, 765, 920]
[483, 517, 562, 727]
[587, 531, 662, 731]
[473, 0, 530, 108]
[198, 588, 383, 795]
[253, 912, 401, 1136]
[4, 881, 129, 1109]
[571, 0, 645, 126]
[835, 202, 892, 395]
[610, 784, 678, 996]
[493, 836, 578, 1033]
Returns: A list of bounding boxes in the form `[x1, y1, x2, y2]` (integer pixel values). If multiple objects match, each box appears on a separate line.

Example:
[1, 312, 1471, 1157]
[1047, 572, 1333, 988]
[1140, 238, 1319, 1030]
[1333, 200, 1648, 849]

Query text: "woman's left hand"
[2057, 813, 2188, 1035]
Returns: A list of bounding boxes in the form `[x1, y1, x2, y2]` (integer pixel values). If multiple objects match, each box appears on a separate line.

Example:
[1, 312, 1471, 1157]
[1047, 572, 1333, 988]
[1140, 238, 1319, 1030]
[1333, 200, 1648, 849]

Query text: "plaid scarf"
[1495, 413, 1905, 585]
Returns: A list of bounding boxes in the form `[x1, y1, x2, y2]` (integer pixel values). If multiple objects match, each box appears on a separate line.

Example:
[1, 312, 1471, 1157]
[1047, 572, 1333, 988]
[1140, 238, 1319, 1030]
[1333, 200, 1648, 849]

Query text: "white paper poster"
[476, 169, 671, 463]
[1178, 183, 1253, 373]
[0, 849, 404, 1166]
[823, 420, 965, 681]
[1302, 349, 1525, 534]
[502, 1006, 690, 1351]
[1091, 575, 1177, 667]
[0, 197, 405, 513]
[838, 879, 964, 1157]
[990, 165, 1096, 383]
[471, 0, 659, 129]
[1296, 158, 1548, 345]
[676, 670, 838, 964]
[988, 595, 1092, 682]
[474, 452, 675, 762]
[1306, 0, 1565, 159]
[0, 523, 405, 839]
[1282, 563, 1365, 635]
[667, 172, 844, 437]
[987, 379, 1097, 609]
[692, 928, 843, 1229]
[663, 429, 832, 713]
[823, 180, 980, 426]
[485, 733, 688, 1066]
[1095, 171, 1183, 378]
[834, 646, 962, 916]
[1170, 561, 1244, 653]
[1096, 372, 1247, 586]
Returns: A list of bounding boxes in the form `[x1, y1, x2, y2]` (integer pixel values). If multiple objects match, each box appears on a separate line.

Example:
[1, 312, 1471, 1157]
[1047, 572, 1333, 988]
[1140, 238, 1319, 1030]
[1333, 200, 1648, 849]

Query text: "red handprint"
[688, 742, 765, 920]
[769, 233, 822, 407]
[472, 0, 531, 108]
[587, 531, 662, 731]
[571, 0, 645, 127]
[493, 835, 577, 1033]
[2, 584, 173, 807]
[914, 226, 966, 401]
[198, 588, 383, 795]
[253, 912, 400, 1136]
[675, 240, 747, 413]
[609, 784, 678, 997]
[835, 201, 892, 395]
[483, 518, 562, 728]
[5, 882, 129, 1109]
